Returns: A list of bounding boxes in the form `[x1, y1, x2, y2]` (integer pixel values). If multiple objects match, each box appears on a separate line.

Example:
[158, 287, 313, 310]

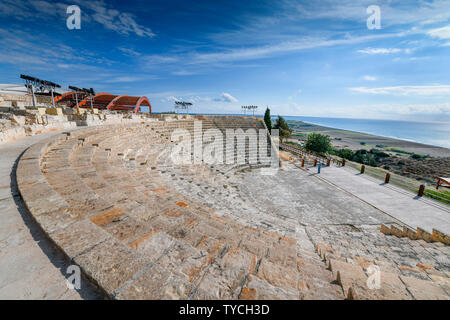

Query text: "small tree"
[273, 115, 292, 142]
[304, 133, 332, 154]
[264, 107, 272, 133]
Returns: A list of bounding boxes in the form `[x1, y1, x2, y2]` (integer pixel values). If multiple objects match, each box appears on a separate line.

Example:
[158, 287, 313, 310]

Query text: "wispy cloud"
[118, 47, 141, 57]
[349, 85, 450, 95]
[362, 75, 377, 81]
[104, 76, 157, 83]
[427, 25, 450, 39]
[215, 93, 238, 103]
[77, 0, 155, 37]
[188, 33, 405, 65]
[0, 0, 155, 38]
[292, 0, 450, 28]
[357, 47, 412, 54]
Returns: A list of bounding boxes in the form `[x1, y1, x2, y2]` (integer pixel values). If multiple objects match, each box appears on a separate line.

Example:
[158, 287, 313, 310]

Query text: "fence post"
[314, 159, 317, 167]
[385, 173, 390, 184]
[301, 159, 304, 167]
[418, 185, 425, 197]
[342, 159, 346, 167]
[360, 165, 365, 174]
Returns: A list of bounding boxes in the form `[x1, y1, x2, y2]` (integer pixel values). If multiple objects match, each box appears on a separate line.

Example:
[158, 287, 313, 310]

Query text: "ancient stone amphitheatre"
[1, 98, 449, 300]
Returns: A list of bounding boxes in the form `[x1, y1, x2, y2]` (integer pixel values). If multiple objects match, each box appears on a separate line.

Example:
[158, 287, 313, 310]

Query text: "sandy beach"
[286, 120, 450, 184]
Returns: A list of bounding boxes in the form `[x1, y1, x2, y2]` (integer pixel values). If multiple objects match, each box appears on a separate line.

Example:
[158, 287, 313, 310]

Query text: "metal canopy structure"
[20, 74, 61, 107]
[55, 91, 151, 113]
[174, 101, 192, 114]
[242, 105, 258, 116]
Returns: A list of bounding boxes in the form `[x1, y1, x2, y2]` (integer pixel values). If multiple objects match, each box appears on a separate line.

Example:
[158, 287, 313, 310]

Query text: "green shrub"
[273, 116, 292, 142]
[304, 133, 332, 154]
[370, 149, 389, 158]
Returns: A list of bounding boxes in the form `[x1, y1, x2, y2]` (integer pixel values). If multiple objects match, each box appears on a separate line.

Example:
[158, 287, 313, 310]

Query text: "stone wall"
[0, 107, 157, 145]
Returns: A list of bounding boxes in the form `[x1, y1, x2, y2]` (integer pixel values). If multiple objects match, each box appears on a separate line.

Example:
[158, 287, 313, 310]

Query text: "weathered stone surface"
[74, 238, 152, 296]
[240, 275, 298, 300]
[51, 219, 111, 259]
[116, 265, 194, 300]
[400, 275, 449, 300]
[14, 118, 450, 300]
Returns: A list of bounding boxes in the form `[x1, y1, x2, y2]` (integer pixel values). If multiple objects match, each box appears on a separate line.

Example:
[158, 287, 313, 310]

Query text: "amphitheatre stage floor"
[1, 117, 449, 300]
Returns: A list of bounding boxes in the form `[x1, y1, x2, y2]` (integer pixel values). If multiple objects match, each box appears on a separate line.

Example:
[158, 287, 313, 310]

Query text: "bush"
[273, 116, 292, 142]
[304, 133, 332, 154]
[411, 153, 428, 160]
[370, 149, 389, 158]
[264, 107, 272, 133]
[331, 148, 354, 160]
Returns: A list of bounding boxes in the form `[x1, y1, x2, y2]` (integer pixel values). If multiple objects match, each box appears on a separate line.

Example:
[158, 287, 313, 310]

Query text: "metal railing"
[281, 143, 450, 205]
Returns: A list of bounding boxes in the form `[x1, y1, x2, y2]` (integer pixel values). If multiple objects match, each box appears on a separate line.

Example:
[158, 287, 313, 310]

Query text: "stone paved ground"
[0, 130, 103, 299]
[316, 165, 450, 234]
[12, 117, 450, 299]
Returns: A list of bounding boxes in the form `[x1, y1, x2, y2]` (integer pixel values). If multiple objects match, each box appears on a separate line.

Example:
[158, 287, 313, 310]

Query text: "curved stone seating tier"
[17, 118, 450, 300]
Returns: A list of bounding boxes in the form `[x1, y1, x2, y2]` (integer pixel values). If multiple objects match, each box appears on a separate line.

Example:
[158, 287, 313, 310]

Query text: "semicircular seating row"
[17, 118, 346, 300]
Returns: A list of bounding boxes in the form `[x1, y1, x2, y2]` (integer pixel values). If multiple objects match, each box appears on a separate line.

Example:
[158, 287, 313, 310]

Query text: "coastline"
[286, 119, 450, 185]
[286, 119, 450, 158]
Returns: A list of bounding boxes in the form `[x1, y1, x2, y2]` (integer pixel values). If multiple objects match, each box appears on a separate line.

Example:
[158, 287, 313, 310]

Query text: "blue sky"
[1, 0, 450, 121]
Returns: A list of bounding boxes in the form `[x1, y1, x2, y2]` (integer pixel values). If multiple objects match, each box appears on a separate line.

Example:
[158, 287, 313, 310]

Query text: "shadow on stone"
[10, 148, 105, 300]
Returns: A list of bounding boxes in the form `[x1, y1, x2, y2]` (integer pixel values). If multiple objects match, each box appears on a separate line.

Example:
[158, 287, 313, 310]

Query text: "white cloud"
[362, 75, 377, 81]
[427, 25, 450, 39]
[216, 93, 238, 103]
[292, 0, 450, 28]
[167, 96, 181, 103]
[0, 0, 155, 38]
[349, 85, 450, 96]
[76, 0, 155, 37]
[189, 33, 404, 65]
[143, 55, 179, 65]
[118, 47, 141, 56]
[104, 76, 156, 83]
[357, 48, 404, 54]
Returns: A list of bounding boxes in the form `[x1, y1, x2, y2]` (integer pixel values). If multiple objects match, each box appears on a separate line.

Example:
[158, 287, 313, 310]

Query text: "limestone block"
[116, 264, 194, 299]
[417, 227, 433, 242]
[329, 259, 374, 299]
[400, 275, 449, 300]
[404, 226, 418, 240]
[51, 219, 111, 259]
[380, 224, 392, 235]
[74, 238, 153, 296]
[390, 225, 404, 237]
[239, 275, 298, 300]
[432, 229, 450, 245]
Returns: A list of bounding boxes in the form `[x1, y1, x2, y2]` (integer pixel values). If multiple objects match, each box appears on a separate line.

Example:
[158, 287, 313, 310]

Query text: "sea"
[166, 112, 450, 149]
[282, 116, 450, 149]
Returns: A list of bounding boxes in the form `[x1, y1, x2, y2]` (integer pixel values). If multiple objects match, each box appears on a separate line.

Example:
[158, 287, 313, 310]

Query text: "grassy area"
[424, 188, 450, 205]
[333, 156, 450, 206]
[291, 132, 308, 136]
[386, 147, 414, 155]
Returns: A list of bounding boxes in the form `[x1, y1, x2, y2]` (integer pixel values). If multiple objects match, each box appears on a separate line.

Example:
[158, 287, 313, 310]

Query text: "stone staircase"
[307, 224, 450, 299]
